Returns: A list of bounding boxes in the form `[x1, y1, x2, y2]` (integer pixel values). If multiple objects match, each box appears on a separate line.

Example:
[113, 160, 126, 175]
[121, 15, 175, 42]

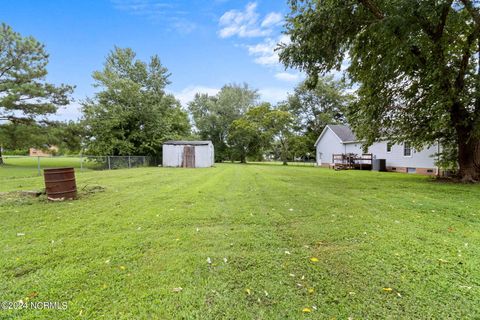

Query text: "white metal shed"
[162, 141, 214, 168]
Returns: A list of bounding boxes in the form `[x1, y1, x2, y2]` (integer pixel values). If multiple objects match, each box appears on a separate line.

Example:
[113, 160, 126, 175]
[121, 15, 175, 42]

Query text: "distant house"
[162, 141, 214, 168]
[29, 146, 58, 157]
[314, 125, 440, 175]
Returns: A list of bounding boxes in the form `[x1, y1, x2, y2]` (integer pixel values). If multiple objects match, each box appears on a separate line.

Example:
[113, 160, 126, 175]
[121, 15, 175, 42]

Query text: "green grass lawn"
[0, 156, 146, 179]
[0, 157, 95, 179]
[0, 163, 479, 319]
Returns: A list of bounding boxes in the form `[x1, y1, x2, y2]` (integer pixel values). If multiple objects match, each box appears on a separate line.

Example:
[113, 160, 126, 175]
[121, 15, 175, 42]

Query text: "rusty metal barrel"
[44, 168, 77, 200]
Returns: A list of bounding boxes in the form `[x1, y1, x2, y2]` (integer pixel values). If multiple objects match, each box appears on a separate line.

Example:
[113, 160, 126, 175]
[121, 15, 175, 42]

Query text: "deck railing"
[332, 153, 373, 170]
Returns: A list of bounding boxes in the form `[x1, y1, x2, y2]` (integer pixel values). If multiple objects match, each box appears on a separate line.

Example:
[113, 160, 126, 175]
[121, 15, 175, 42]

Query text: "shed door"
[182, 146, 195, 168]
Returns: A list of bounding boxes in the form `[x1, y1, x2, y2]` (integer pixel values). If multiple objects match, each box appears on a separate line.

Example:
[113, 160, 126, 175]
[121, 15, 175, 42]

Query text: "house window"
[386, 142, 392, 153]
[404, 143, 412, 157]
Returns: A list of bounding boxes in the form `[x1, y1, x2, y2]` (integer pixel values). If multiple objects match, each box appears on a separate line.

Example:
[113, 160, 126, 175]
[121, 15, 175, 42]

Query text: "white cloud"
[247, 39, 275, 54]
[112, 0, 174, 18]
[218, 2, 290, 74]
[261, 12, 283, 28]
[172, 86, 220, 107]
[218, 3, 297, 87]
[246, 34, 291, 66]
[48, 101, 83, 121]
[247, 39, 277, 65]
[172, 85, 292, 108]
[275, 72, 301, 82]
[218, 2, 281, 38]
[258, 87, 290, 104]
[173, 18, 197, 35]
[111, 0, 196, 34]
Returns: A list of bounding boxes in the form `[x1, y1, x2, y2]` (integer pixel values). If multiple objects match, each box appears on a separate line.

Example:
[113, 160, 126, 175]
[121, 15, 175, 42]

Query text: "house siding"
[315, 129, 344, 165]
[344, 143, 362, 154]
[365, 141, 438, 169]
[315, 126, 439, 174]
[29, 146, 58, 157]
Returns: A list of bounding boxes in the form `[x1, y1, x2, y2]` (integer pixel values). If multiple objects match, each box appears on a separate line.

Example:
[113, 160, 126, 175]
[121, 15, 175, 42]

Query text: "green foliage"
[262, 109, 296, 165]
[81, 47, 190, 158]
[0, 120, 84, 156]
[0, 23, 73, 122]
[228, 119, 259, 162]
[44, 121, 84, 154]
[288, 135, 311, 161]
[188, 84, 259, 161]
[227, 103, 298, 164]
[281, 76, 353, 154]
[228, 103, 273, 163]
[0, 122, 44, 151]
[279, 0, 480, 180]
[0, 149, 28, 156]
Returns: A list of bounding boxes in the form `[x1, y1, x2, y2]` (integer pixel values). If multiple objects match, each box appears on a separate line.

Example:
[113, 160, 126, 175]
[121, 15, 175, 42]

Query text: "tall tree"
[188, 84, 258, 161]
[279, 1, 480, 181]
[0, 120, 81, 155]
[263, 109, 296, 165]
[281, 76, 352, 154]
[45, 121, 84, 154]
[82, 47, 190, 159]
[228, 103, 272, 163]
[288, 135, 311, 161]
[0, 23, 73, 163]
[0, 122, 45, 152]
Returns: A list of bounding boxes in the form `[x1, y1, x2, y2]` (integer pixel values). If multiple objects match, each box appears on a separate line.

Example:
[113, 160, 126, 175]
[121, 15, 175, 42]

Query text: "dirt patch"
[79, 185, 106, 196]
[430, 176, 478, 184]
[0, 190, 44, 198]
[0, 185, 106, 205]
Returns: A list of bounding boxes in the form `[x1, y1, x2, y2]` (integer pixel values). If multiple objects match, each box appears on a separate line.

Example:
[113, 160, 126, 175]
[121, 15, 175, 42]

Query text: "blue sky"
[1, 0, 304, 121]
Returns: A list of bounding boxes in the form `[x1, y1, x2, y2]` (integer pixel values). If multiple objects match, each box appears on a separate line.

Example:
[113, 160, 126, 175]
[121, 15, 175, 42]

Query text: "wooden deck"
[332, 153, 373, 171]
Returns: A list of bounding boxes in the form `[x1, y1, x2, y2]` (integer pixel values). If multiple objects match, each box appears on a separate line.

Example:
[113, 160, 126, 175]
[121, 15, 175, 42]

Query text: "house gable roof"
[314, 124, 358, 147]
[328, 125, 357, 143]
[164, 140, 212, 146]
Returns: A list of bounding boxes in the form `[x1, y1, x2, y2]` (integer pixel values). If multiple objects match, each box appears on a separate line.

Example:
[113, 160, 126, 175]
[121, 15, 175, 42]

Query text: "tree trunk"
[240, 153, 246, 164]
[457, 130, 480, 182]
[281, 150, 288, 165]
[280, 138, 288, 165]
[0, 148, 3, 165]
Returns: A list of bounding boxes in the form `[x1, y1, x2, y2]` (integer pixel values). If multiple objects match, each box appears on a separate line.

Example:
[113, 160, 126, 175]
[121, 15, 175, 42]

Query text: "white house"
[162, 141, 214, 168]
[314, 125, 440, 175]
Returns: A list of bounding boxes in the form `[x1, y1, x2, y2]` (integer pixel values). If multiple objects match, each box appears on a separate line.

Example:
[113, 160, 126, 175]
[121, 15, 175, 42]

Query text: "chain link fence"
[0, 155, 151, 176]
[254, 160, 316, 166]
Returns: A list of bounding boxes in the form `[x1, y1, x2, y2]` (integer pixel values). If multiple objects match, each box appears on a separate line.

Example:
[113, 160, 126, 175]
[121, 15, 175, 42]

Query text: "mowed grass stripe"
[0, 164, 479, 318]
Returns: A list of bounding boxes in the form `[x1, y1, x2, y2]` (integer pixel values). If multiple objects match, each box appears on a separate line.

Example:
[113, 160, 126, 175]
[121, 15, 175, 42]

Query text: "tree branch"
[0, 115, 34, 124]
[0, 63, 16, 79]
[473, 35, 480, 121]
[357, 0, 384, 19]
[455, 25, 480, 94]
[357, 0, 428, 66]
[461, 0, 480, 26]
[451, 22, 480, 132]
[413, 1, 452, 41]
[435, 1, 453, 40]
[0, 48, 28, 79]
